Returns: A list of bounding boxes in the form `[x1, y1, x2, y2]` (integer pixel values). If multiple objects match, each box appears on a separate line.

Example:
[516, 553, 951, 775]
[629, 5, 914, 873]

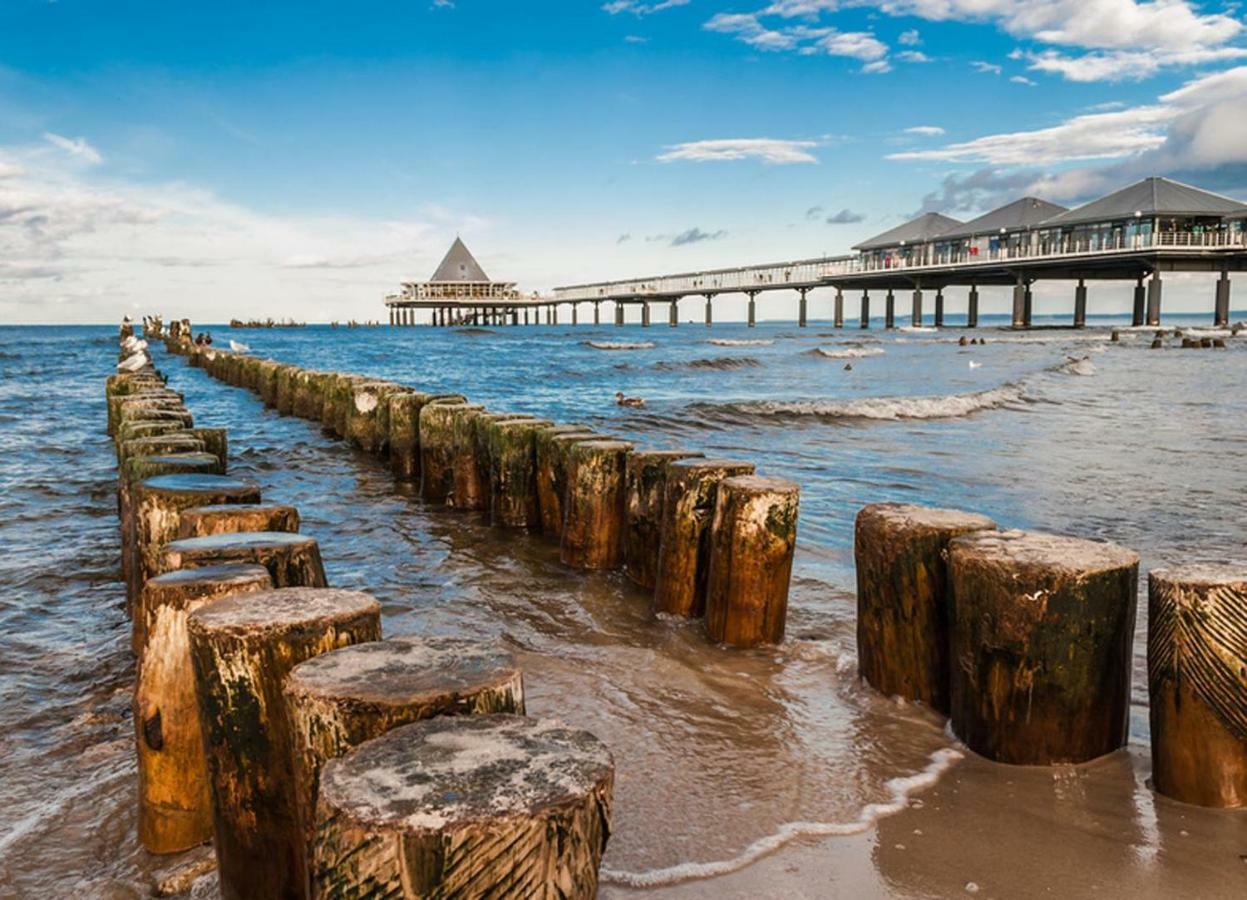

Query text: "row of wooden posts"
[111, 322, 616, 898]
[853, 503, 1247, 809]
[162, 324, 801, 648]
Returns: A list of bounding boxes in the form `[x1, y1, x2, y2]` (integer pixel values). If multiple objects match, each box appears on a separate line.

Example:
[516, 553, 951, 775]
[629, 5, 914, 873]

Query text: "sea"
[1, 312, 1244, 897]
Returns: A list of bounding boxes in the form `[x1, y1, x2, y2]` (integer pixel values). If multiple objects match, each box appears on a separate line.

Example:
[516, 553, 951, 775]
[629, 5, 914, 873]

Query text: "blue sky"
[2, 0, 1246, 322]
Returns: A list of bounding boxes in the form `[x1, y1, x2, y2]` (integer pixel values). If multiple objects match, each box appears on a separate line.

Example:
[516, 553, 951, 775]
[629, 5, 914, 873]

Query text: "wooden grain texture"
[561, 440, 634, 570]
[624, 449, 703, 590]
[535, 428, 599, 538]
[177, 503, 301, 539]
[160, 531, 328, 589]
[419, 399, 469, 503]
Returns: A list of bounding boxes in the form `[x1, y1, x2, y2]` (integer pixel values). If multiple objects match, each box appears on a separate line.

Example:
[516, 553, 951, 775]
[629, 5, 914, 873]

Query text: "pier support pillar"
[747, 292, 757, 327]
[1011, 281, 1026, 328]
[572, 303, 578, 326]
[798, 289, 808, 328]
[1133, 277, 1146, 326]
[523, 308, 529, 326]
[704, 295, 712, 326]
[1074, 280, 1087, 327]
[669, 299, 678, 326]
[885, 291, 895, 329]
[389, 308, 395, 326]
[968, 286, 979, 328]
[934, 291, 944, 327]
[860, 291, 870, 328]
[834, 288, 844, 328]
[1215, 272, 1231, 326]
[1024, 284, 1034, 328]
[911, 289, 923, 327]
[641, 301, 650, 327]
[1147, 274, 1163, 326]
[615, 301, 624, 326]
[552, 305, 559, 325]
[511, 308, 518, 326]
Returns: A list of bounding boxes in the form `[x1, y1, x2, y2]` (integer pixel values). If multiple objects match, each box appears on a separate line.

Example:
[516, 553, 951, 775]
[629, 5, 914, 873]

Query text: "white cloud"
[971, 60, 1003, 74]
[704, 10, 891, 63]
[656, 137, 820, 164]
[905, 125, 946, 136]
[897, 50, 932, 62]
[1010, 75, 1037, 85]
[1022, 45, 1247, 82]
[42, 133, 103, 165]
[898, 28, 922, 45]
[603, 0, 690, 14]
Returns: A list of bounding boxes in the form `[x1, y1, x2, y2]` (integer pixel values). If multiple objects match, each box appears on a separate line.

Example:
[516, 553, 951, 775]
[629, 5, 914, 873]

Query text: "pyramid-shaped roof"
[940, 197, 1068, 240]
[854, 212, 963, 251]
[1041, 177, 1247, 227]
[430, 237, 491, 283]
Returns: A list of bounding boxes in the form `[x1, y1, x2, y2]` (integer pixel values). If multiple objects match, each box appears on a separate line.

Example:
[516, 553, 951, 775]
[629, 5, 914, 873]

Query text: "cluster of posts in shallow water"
[161, 320, 801, 649]
[110, 320, 617, 898]
[853, 503, 1247, 808]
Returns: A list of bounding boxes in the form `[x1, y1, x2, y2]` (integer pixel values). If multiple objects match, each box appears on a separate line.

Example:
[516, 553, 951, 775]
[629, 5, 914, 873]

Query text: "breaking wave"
[805, 346, 885, 360]
[704, 338, 774, 346]
[584, 340, 656, 351]
[691, 384, 1027, 424]
[655, 356, 762, 371]
[600, 747, 963, 888]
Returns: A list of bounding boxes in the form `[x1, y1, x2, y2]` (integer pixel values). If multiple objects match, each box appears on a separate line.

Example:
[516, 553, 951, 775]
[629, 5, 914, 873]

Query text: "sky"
[2, 0, 1247, 323]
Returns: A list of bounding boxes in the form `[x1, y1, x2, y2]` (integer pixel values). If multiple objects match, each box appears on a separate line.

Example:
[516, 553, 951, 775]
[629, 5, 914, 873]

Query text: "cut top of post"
[139, 473, 259, 496]
[144, 562, 273, 595]
[188, 587, 380, 637]
[857, 503, 997, 535]
[950, 529, 1139, 577]
[1150, 562, 1247, 588]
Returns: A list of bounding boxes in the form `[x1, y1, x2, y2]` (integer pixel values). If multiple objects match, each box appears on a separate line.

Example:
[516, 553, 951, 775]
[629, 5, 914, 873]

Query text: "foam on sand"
[600, 746, 964, 888]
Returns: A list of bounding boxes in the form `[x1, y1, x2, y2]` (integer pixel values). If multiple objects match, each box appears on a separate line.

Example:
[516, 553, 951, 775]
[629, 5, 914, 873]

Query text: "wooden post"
[389, 392, 464, 482]
[274, 365, 302, 415]
[947, 530, 1138, 764]
[705, 475, 799, 647]
[310, 716, 613, 899]
[1148, 564, 1247, 808]
[119, 433, 206, 471]
[419, 398, 469, 503]
[322, 373, 366, 438]
[447, 404, 489, 510]
[488, 418, 554, 528]
[131, 474, 261, 609]
[160, 531, 328, 588]
[135, 564, 273, 853]
[561, 439, 634, 570]
[624, 449, 704, 590]
[188, 588, 381, 900]
[854, 503, 997, 712]
[293, 370, 330, 421]
[653, 459, 755, 618]
[178, 503, 300, 538]
[284, 636, 525, 875]
[346, 381, 403, 454]
[535, 427, 599, 537]
[189, 427, 229, 472]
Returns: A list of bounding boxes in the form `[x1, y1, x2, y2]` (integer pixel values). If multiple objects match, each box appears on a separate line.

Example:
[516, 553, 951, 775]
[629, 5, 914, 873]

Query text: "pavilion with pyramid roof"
[387, 237, 538, 326]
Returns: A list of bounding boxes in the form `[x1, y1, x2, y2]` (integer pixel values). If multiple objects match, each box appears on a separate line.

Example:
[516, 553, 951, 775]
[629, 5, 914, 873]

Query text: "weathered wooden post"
[284, 636, 525, 872]
[624, 449, 703, 590]
[948, 530, 1138, 764]
[293, 370, 329, 420]
[119, 433, 206, 471]
[160, 531, 328, 589]
[488, 418, 554, 528]
[418, 398, 468, 503]
[854, 503, 998, 712]
[131, 474, 261, 608]
[471, 411, 535, 506]
[653, 459, 755, 618]
[274, 364, 302, 415]
[188, 588, 381, 900]
[310, 716, 613, 899]
[177, 503, 300, 538]
[561, 439, 634, 570]
[388, 392, 465, 482]
[536, 427, 599, 537]
[346, 381, 403, 454]
[189, 427, 229, 471]
[322, 373, 365, 438]
[134, 564, 273, 853]
[1148, 564, 1247, 808]
[447, 404, 489, 510]
[704, 475, 799, 647]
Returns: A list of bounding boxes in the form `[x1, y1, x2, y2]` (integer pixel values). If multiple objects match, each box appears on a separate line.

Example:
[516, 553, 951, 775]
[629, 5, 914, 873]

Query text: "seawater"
[1, 315, 1244, 897]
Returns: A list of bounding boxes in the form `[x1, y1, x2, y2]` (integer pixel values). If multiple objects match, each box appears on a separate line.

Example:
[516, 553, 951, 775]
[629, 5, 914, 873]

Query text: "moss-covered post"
[854, 503, 998, 712]
[292, 370, 329, 421]
[561, 439, 634, 570]
[419, 398, 468, 503]
[160, 531, 328, 589]
[948, 529, 1139, 764]
[321, 373, 365, 438]
[135, 564, 273, 853]
[177, 503, 300, 538]
[346, 381, 403, 454]
[284, 636, 525, 878]
[470, 411, 533, 506]
[447, 404, 489, 510]
[704, 475, 799, 647]
[488, 418, 554, 528]
[624, 449, 703, 590]
[274, 364, 303, 415]
[389, 392, 464, 482]
[1148, 564, 1247, 807]
[254, 360, 281, 405]
[188, 427, 228, 471]
[536, 428, 599, 538]
[188, 588, 381, 900]
[310, 716, 613, 899]
[653, 459, 755, 618]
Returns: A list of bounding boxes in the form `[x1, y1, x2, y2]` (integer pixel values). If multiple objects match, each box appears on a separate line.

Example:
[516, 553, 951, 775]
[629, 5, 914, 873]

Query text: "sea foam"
[806, 346, 885, 360]
[692, 385, 1026, 423]
[585, 340, 656, 350]
[705, 338, 774, 346]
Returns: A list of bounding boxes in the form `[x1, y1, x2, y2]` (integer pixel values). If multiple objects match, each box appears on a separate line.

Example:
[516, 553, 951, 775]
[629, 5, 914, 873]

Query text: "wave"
[600, 746, 963, 888]
[704, 338, 773, 346]
[655, 356, 762, 371]
[1058, 356, 1096, 376]
[898, 325, 938, 333]
[805, 347, 885, 360]
[691, 384, 1026, 424]
[585, 340, 656, 351]
[455, 327, 496, 336]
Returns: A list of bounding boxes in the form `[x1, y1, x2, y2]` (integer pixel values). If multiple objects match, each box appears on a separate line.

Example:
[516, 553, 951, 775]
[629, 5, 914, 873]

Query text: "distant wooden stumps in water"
[284, 637, 526, 870]
[188, 588, 381, 900]
[311, 716, 613, 899]
[561, 439, 634, 570]
[705, 475, 800, 647]
[177, 503, 301, 538]
[160, 531, 328, 588]
[624, 449, 704, 590]
[1148, 564, 1247, 808]
[488, 418, 554, 528]
[536, 428, 599, 538]
[134, 564, 273, 854]
[948, 530, 1138, 764]
[653, 459, 756, 618]
[854, 503, 998, 712]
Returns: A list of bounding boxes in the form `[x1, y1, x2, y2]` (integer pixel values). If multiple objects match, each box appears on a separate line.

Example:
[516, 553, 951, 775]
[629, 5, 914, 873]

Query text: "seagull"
[229, 339, 250, 352]
[968, 360, 982, 369]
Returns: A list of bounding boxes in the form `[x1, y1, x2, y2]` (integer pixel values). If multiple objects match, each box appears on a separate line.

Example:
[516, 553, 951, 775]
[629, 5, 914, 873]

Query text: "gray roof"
[940, 197, 1068, 240]
[430, 237, 491, 283]
[853, 212, 963, 251]
[1042, 177, 1247, 227]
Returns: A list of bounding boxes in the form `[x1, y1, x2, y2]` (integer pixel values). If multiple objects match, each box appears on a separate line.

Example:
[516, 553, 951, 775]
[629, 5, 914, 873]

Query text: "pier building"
[385, 238, 546, 327]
